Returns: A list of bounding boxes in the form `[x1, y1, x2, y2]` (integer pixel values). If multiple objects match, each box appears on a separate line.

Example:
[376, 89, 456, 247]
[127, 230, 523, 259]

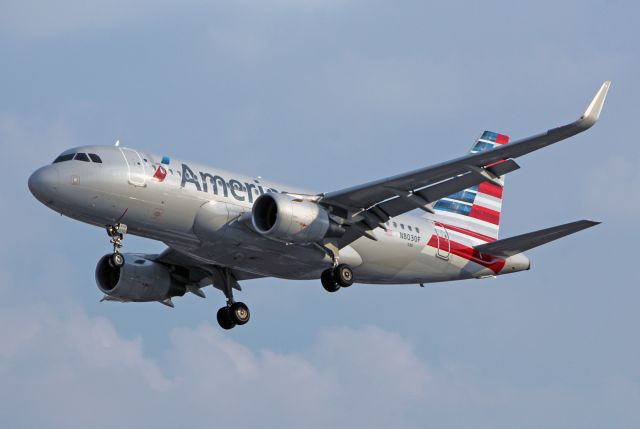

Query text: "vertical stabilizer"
[426, 131, 509, 243]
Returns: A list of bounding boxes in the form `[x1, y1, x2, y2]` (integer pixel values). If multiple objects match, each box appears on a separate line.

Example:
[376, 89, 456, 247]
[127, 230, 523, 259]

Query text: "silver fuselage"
[29, 145, 529, 284]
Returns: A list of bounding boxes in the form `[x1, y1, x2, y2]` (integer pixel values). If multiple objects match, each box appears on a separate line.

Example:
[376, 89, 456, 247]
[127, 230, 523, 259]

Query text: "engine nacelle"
[252, 193, 337, 243]
[95, 254, 186, 302]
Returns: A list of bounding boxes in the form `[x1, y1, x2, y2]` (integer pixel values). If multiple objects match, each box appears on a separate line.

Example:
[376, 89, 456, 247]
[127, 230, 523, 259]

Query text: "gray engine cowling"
[252, 193, 340, 243]
[95, 254, 186, 302]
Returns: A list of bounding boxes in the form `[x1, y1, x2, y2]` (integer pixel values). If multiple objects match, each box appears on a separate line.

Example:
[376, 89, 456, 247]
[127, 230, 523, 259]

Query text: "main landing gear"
[315, 243, 355, 293]
[106, 223, 128, 268]
[321, 263, 354, 293]
[215, 268, 250, 330]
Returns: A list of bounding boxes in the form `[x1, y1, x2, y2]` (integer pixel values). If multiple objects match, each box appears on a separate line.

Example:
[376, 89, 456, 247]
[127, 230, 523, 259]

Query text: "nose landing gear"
[106, 223, 127, 268]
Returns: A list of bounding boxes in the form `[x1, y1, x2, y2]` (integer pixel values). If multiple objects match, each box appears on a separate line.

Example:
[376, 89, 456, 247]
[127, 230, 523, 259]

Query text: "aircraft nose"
[28, 165, 60, 203]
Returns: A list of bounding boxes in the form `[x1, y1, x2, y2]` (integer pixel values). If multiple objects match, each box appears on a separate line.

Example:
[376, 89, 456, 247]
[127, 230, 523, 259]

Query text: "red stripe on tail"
[440, 223, 496, 242]
[478, 182, 503, 199]
[469, 205, 500, 225]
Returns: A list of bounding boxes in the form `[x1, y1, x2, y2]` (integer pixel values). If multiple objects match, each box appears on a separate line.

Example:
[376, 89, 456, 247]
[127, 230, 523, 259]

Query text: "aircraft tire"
[217, 306, 236, 330]
[334, 264, 354, 287]
[321, 269, 340, 293]
[109, 253, 125, 268]
[230, 302, 250, 325]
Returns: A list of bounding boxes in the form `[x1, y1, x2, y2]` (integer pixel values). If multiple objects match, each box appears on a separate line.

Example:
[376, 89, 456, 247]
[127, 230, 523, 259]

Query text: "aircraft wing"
[151, 247, 264, 290]
[318, 82, 610, 248]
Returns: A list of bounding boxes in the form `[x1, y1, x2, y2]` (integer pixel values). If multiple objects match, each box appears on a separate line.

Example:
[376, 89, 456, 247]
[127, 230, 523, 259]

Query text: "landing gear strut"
[214, 268, 250, 330]
[106, 223, 127, 268]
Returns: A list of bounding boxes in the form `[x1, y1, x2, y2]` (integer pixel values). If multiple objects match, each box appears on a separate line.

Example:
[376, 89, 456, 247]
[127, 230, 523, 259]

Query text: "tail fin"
[427, 131, 509, 243]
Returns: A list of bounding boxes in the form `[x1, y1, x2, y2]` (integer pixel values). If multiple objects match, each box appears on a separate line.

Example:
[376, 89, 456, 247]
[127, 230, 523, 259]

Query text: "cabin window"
[74, 153, 90, 162]
[393, 222, 397, 228]
[88, 153, 102, 163]
[400, 224, 405, 230]
[408, 225, 413, 231]
[53, 153, 74, 163]
[415, 227, 420, 233]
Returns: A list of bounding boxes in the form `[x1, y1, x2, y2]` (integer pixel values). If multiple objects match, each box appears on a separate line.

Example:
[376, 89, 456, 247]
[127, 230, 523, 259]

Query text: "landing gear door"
[120, 148, 146, 187]
[434, 222, 450, 260]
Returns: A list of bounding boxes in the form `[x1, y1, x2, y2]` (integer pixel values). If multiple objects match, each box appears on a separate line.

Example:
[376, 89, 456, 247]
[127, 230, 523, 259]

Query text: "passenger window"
[393, 222, 397, 228]
[400, 224, 405, 230]
[415, 227, 420, 233]
[74, 153, 90, 162]
[408, 225, 413, 231]
[53, 153, 74, 163]
[88, 153, 102, 163]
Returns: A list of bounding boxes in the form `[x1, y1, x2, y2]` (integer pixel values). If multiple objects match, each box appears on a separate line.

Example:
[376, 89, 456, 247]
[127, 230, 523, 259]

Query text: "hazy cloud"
[0, 297, 434, 428]
[2, 296, 638, 429]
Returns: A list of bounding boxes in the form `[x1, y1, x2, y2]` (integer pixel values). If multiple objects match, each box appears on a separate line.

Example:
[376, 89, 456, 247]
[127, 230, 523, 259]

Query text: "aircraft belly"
[172, 235, 328, 279]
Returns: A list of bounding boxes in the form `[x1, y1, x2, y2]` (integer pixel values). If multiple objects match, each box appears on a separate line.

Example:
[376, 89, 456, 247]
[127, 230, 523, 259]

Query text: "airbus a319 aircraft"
[28, 82, 610, 329]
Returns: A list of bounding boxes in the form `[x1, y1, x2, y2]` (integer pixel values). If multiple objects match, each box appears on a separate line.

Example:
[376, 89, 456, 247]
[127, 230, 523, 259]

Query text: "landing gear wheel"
[229, 302, 250, 325]
[334, 264, 354, 287]
[321, 269, 340, 293]
[109, 253, 125, 268]
[217, 306, 236, 330]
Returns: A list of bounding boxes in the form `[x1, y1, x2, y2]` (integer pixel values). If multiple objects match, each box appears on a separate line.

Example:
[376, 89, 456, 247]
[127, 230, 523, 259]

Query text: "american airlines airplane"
[28, 82, 610, 330]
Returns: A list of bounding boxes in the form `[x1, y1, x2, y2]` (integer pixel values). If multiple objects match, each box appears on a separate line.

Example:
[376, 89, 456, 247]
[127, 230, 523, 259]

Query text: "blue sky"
[1, 1, 638, 427]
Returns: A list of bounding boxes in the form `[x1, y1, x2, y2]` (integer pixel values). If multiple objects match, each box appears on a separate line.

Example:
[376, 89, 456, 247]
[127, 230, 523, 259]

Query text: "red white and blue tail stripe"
[428, 131, 509, 243]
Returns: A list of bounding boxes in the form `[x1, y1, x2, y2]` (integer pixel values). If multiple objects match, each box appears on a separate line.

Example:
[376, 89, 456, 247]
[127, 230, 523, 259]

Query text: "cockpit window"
[88, 153, 102, 163]
[74, 153, 90, 162]
[53, 153, 74, 163]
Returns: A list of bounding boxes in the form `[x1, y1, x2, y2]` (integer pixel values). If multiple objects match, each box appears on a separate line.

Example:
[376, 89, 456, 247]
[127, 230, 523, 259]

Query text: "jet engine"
[252, 193, 342, 243]
[95, 254, 186, 302]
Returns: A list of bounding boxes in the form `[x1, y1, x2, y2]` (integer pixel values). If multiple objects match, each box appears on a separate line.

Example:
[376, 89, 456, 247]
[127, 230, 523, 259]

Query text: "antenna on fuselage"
[115, 139, 120, 147]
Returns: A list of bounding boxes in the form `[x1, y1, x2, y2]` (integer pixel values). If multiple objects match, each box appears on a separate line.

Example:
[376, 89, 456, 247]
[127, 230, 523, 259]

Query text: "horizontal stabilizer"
[474, 220, 600, 258]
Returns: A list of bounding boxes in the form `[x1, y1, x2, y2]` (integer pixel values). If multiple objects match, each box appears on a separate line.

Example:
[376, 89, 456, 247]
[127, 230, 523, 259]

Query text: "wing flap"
[375, 159, 520, 219]
[473, 220, 600, 258]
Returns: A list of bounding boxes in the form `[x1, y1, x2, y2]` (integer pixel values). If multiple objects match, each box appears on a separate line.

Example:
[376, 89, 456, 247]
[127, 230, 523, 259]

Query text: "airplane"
[28, 82, 610, 330]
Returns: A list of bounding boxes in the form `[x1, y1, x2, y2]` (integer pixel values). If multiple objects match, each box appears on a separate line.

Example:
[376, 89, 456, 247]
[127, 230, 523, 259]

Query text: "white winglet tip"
[581, 81, 611, 126]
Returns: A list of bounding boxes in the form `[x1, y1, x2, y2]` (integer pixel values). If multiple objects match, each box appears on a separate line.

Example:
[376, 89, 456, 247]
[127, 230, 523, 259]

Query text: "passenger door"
[433, 222, 450, 260]
[120, 148, 146, 187]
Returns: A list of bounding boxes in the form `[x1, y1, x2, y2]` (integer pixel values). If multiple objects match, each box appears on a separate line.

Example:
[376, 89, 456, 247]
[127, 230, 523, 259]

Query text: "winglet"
[580, 81, 611, 128]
